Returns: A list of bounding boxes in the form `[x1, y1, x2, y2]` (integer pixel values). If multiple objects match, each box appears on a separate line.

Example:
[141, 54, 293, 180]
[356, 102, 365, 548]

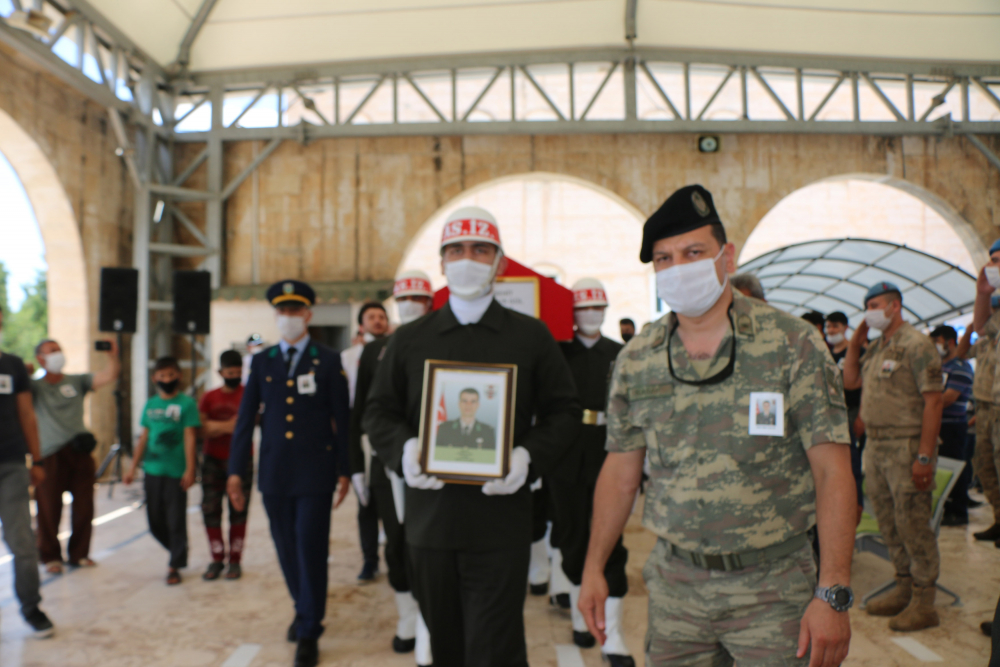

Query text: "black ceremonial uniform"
[364, 299, 581, 667]
[348, 336, 410, 593]
[436, 419, 496, 449]
[549, 335, 628, 596]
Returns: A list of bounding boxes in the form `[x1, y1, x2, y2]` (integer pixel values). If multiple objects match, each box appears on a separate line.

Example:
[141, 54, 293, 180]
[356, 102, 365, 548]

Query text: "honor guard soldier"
[548, 278, 633, 666]
[843, 281, 944, 632]
[581, 185, 856, 667]
[349, 269, 435, 664]
[363, 207, 581, 667]
[227, 279, 351, 667]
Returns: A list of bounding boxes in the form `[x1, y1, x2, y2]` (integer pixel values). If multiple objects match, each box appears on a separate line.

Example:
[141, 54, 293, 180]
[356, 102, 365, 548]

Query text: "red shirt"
[198, 385, 244, 460]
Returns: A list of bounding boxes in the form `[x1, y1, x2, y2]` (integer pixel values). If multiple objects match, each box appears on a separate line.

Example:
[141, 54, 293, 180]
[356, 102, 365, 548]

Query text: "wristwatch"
[917, 454, 931, 466]
[815, 585, 854, 612]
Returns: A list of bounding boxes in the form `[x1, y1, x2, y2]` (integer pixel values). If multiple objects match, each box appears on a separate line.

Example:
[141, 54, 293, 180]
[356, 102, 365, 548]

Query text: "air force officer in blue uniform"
[227, 279, 350, 667]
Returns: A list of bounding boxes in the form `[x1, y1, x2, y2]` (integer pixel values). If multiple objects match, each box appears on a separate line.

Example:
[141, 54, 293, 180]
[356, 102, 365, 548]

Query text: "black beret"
[266, 279, 315, 307]
[640, 185, 722, 263]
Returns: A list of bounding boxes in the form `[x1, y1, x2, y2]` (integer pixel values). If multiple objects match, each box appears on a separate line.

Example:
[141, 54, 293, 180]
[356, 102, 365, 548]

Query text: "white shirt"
[340, 343, 363, 408]
[449, 292, 494, 325]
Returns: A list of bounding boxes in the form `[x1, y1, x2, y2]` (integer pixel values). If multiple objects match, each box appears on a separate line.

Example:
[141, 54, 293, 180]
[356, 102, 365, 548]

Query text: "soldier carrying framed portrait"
[417, 360, 517, 484]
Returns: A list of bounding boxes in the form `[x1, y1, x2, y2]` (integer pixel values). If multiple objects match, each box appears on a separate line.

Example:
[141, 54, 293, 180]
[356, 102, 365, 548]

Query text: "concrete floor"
[0, 480, 996, 666]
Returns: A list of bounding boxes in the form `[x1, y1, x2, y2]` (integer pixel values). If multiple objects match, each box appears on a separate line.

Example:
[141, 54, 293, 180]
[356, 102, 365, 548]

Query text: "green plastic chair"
[854, 455, 965, 607]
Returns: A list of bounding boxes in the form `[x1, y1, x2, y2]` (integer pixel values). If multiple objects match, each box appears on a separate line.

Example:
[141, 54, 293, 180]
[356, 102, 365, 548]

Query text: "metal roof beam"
[66, 0, 166, 79]
[174, 0, 218, 71]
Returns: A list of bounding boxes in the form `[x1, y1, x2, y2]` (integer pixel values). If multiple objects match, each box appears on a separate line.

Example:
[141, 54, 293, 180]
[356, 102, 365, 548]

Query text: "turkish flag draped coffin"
[432, 257, 574, 341]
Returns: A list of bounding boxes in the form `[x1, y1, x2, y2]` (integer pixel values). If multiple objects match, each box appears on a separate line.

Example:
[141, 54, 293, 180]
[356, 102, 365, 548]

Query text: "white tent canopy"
[84, 0, 1000, 73]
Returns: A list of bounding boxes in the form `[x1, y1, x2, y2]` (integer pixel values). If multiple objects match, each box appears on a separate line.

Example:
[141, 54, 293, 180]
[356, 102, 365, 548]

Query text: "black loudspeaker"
[173, 270, 211, 334]
[98, 268, 138, 333]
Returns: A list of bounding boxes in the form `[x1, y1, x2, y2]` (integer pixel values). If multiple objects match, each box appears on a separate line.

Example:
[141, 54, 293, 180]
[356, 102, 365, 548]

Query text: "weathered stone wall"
[0, 41, 133, 457]
[219, 133, 999, 286]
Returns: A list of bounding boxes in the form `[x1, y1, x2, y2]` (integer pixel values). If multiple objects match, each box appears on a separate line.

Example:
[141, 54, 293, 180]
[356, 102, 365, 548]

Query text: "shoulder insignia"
[629, 384, 673, 401]
[737, 314, 754, 337]
[650, 328, 666, 348]
[309, 346, 318, 357]
[268, 347, 278, 358]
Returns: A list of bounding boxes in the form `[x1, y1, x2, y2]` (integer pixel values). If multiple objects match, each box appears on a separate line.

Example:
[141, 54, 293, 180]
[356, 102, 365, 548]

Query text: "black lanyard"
[667, 306, 737, 386]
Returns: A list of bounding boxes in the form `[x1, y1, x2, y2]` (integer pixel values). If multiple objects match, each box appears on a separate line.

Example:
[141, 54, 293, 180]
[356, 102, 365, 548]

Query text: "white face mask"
[986, 266, 1000, 288]
[43, 351, 66, 374]
[655, 247, 728, 318]
[362, 332, 376, 343]
[575, 309, 605, 337]
[397, 300, 428, 325]
[276, 315, 307, 341]
[935, 343, 948, 357]
[826, 333, 845, 345]
[863, 308, 893, 331]
[445, 255, 500, 301]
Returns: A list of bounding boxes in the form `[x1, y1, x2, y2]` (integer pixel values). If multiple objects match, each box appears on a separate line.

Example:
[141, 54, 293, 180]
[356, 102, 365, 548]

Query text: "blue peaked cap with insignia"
[266, 279, 315, 307]
[864, 281, 902, 306]
[990, 239, 1000, 255]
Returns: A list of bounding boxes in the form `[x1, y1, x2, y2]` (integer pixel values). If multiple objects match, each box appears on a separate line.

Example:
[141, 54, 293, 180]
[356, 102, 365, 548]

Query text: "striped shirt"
[941, 357, 973, 423]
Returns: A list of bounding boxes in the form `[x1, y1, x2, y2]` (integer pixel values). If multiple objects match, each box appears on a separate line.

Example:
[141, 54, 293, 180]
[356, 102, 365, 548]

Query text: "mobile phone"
[95, 341, 112, 351]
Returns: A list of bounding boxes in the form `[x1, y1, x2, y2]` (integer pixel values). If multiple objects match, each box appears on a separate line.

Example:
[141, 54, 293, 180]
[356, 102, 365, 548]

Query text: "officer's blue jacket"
[229, 341, 350, 495]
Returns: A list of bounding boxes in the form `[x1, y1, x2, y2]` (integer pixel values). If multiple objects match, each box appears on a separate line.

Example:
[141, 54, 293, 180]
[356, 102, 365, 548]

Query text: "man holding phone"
[31, 338, 120, 573]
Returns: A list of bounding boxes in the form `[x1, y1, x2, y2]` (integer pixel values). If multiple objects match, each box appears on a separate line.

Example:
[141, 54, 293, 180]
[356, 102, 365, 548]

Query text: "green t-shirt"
[31, 374, 94, 458]
[140, 393, 200, 478]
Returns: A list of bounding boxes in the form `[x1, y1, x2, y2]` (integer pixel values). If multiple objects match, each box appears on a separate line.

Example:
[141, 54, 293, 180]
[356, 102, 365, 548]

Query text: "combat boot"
[865, 576, 912, 617]
[889, 584, 940, 632]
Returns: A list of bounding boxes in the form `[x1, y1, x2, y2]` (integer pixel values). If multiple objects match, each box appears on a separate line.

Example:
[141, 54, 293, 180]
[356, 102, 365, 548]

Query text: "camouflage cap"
[864, 281, 902, 306]
[640, 185, 722, 263]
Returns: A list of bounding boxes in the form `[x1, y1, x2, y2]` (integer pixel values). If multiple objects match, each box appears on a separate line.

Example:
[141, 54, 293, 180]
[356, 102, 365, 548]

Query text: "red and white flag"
[436, 393, 447, 426]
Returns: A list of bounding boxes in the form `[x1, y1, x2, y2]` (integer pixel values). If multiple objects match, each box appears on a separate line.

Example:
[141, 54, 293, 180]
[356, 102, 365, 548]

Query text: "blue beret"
[266, 279, 315, 307]
[990, 239, 1000, 255]
[992, 295, 1000, 309]
[640, 185, 722, 263]
[864, 281, 901, 305]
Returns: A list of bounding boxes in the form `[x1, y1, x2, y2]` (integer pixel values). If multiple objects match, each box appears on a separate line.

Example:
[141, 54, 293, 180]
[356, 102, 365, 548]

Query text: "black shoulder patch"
[737, 314, 754, 337]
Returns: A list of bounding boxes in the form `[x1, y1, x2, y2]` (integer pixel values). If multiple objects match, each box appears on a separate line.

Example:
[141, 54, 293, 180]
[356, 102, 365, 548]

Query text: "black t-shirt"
[830, 348, 861, 409]
[0, 353, 30, 463]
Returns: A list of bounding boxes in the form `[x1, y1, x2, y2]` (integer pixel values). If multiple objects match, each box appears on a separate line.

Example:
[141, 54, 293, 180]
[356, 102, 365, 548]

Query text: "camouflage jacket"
[968, 334, 995, 404]
[859, 322, 943, 430]
[983, 310, 1000, 404]
[606, 291, 850, 554]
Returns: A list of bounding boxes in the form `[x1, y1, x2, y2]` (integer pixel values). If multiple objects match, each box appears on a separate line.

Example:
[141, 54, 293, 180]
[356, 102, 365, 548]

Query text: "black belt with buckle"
[667, 533, 809, 572]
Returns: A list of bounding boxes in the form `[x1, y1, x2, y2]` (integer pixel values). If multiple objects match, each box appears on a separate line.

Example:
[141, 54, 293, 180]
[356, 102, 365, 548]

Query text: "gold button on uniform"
[286, 414, 294, 422]
[286, 397, 294, 404]
[266, 376, 272, 382]
[286, 431, 294, 439]
[287, 380, 294, 387]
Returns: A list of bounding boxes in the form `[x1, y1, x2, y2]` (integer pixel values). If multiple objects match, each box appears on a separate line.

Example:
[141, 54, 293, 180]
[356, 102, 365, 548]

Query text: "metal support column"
[130, 126, 154, 434]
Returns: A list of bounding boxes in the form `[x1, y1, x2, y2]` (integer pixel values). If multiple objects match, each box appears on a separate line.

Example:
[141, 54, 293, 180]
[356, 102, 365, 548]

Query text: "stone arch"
[396, 171, 650, 331]
[738, 172, 987, 273]
[0, 109, 89, 372]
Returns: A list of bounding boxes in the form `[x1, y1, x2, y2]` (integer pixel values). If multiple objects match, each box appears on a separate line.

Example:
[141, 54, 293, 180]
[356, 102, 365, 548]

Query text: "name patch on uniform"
[0, 374, 11, 394]
[879, 360, 897, 377]
[629, 384, 672, 401]
[60, 384, 78, 398]
[748, 391, 784, 436]
[297, 373, 317, 395]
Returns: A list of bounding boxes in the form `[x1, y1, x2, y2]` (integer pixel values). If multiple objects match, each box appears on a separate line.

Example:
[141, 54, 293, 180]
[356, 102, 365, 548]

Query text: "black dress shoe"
[974, 524, 1000, 541]
[287, 615, 299, 642]
[941, 513, 968, 527]
[967, 498, 984, 508]
[393, 635, 416, 652]
[983, 621, 994, 637]
[294, 638, 319, 667]
[551, 593, 570, 609]
[530, 582, 549, 596]
[604, 655, 636, 667]
[573, 630, 596, 648]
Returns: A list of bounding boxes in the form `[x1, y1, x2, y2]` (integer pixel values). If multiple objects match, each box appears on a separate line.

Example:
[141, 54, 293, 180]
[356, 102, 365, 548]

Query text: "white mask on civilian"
[825, 333, 845, 345]
[655, 247, 728, 318]
[276, 315, 306, 342]
[445, 254, 500, 301]
[575, 309, 605, 337]
[936, 343, 947, 358]
[43, 352, 66, 374]
[397, 300, 428, 325]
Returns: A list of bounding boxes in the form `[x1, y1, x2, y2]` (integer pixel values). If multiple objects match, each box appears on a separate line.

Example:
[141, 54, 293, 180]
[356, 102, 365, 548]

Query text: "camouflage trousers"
[864, 436, 939, 587]
[982, 404, 1000, 522]
[643, 538, 816, 666]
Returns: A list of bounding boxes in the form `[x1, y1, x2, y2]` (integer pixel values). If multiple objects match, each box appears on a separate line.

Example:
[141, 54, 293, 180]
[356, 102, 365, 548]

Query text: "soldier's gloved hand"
[351, 472, 369, 506]
[402, 437, 445, 490]
[482, 447, 531, 496]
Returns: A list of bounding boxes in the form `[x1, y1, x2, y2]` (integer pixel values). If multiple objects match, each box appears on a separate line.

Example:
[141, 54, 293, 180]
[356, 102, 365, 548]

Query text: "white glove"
[402, 437, 445, 490]
[351, 472, 369, 507]
[482, 447, 531, 496]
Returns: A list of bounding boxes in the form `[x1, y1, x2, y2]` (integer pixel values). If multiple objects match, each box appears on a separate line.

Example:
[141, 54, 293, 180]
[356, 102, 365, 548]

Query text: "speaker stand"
[190, 333, 199, 398]
[96, 331, 127, 498]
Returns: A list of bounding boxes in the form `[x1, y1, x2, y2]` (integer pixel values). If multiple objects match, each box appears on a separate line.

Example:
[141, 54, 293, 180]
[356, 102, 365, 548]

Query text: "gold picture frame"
[417, 359, 517, 484]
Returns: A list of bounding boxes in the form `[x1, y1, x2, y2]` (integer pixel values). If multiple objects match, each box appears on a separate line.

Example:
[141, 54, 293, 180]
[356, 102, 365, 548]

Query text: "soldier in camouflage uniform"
[842, 281, 943, 632]
[973, 243, 1000, 546]
[579, 185, 856, 667]
[962, 303, 1000, 542]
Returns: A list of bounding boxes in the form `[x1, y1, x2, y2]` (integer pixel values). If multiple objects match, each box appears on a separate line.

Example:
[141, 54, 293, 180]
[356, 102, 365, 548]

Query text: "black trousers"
[531, 485, 549, 543]
[939, 421, 971, 518]
[358, 487, 380, 569]
[409, 544, 530, 667]
[371, 464, 408, 592]
[549, 473, 629, 596]
[144, 473, 188, 570]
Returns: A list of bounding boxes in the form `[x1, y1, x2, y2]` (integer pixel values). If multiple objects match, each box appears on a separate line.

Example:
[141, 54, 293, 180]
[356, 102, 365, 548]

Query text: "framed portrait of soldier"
[417, 360, 517, 484]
